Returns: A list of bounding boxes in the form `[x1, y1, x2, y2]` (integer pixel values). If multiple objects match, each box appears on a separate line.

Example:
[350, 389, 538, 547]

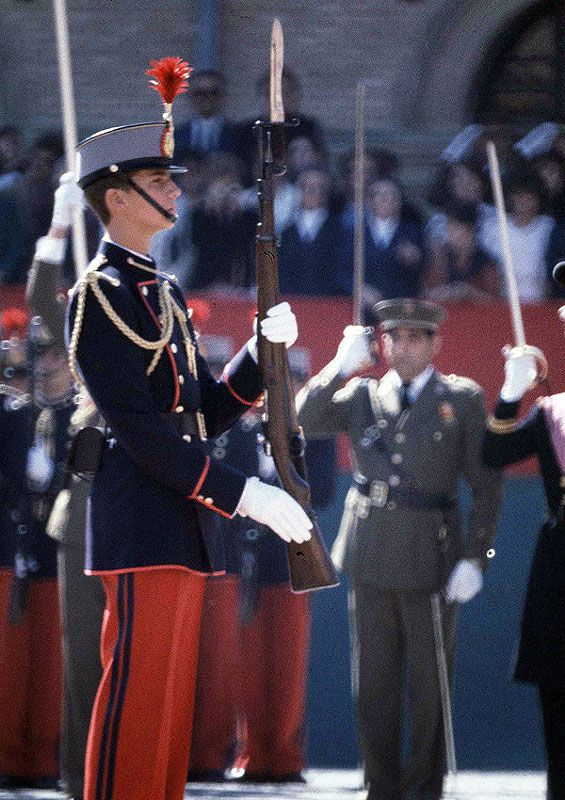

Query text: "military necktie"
[400, 381, 412, 412]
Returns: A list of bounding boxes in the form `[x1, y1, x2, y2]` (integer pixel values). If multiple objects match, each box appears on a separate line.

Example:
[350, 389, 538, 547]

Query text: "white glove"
[51, 171, 84, 228]
[247, 301, 299, 362]
[237, 476, 312, 544]
[333, 325, 372, 377]
[500, 346, 537, 402]
[445, 559, 483, 604]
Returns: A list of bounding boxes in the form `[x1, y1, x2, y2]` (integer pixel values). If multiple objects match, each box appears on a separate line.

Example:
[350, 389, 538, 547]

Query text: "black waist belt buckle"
[354, 478, 455, 512]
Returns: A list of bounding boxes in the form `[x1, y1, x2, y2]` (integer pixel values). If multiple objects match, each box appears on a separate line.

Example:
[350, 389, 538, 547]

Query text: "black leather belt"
[353, 477, 456, 512]
[160, 411, 200, 440]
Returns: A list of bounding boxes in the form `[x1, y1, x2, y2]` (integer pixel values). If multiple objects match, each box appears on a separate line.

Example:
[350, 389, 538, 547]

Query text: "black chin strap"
[122, 174, 178, 222]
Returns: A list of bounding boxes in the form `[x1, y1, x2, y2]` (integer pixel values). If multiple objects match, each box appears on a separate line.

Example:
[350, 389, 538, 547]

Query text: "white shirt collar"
[390, 364, 434, 402]
[368, 215, 399, 247]
[296, 208, 328, 241]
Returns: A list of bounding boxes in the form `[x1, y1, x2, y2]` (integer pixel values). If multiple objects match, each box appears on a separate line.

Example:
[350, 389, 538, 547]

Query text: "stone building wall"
[0, 0, 544, 181]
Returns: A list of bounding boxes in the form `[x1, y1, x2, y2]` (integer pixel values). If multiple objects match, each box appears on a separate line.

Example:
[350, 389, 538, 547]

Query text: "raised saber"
[52, 0, 89, 278]
[486, 141, 547, 379]
[353, 81, 366, 325]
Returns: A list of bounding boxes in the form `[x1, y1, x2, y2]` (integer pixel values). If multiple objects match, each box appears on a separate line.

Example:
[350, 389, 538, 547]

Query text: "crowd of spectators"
[1, 72, 565, 307]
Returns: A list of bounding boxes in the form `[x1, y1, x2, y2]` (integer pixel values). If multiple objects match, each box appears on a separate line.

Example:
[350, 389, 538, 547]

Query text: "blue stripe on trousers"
[95, 574, 134, 800]
[104, 573, 135, 800]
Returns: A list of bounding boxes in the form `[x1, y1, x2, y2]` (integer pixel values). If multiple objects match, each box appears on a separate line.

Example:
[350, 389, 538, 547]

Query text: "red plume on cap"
[1, 308, 29, 339]
[146, 57, 192, 158]
[146, 57, 192, 105]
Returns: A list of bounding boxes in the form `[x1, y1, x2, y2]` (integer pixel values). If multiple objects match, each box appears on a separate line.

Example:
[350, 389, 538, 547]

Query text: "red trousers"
[0, 570, 62, 779]
[84, 568, 206, 800]
[189, 575, 240, 774]
[189, 578, 310, 777]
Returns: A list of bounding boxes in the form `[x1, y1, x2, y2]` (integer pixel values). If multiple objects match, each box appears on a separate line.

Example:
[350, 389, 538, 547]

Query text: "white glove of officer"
[247, 301, 298, 362]
[445, 559, 483, 604]
[51, 171, 84, 228]
[500, 346, 537, 402]
[333, 325, 372, 377]
[237, 476, 312, 544]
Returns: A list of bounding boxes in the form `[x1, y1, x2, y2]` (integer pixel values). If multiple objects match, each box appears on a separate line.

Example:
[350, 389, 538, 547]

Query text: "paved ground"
[0, 770, 547, 799]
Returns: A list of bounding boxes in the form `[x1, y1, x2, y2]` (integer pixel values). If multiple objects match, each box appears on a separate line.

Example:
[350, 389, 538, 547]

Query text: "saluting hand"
[333, 325, 373, 377]
[51, 171, 85, 230]
[500, 346, 537, 402]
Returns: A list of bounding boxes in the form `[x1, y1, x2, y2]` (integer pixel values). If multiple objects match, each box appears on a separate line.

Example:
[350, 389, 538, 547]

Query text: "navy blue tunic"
[483, 396, 565, 688]
[66, 241, 263, 575]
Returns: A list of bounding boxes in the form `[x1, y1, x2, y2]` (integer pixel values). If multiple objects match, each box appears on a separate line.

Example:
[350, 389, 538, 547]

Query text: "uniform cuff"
[189, 457, 247, 518]
[223, 347, 263, 407]
[487, 397, 520, 433]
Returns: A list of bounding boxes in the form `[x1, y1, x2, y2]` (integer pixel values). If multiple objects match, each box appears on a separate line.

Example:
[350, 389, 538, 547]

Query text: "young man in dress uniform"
[483, 263, 565, 800]
[66, 93, 312, 800]
[296, 299, 503, 800]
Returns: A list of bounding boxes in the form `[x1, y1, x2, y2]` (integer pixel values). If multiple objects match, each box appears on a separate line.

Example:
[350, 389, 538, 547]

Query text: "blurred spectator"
[286, 135, 327, 179]
[189, 153, 257, 293]
[426, 157, 494, 245]
[236, 67, 328, 187]
[480, 171, 555, 302]
[529, 149, 565, 220]
[545, 219, 565, 298]
[1, 131, 64, 284]
[150, 147, 208, 290]
[0, 192, 23, 284]
[0, 125, 24, 190]
[278, 167, 349, 296]
[423, 200, 501, 302]
[337, 146, 422, 227]
[349, 177, 425, 305]
[175, 70, 240, 158]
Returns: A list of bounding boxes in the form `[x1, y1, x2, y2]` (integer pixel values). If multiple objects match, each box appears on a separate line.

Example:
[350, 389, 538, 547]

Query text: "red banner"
[4, 287, 562, 474]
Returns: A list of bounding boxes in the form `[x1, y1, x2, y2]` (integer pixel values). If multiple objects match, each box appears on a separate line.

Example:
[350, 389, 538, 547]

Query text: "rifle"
[255, 19, 339, 593]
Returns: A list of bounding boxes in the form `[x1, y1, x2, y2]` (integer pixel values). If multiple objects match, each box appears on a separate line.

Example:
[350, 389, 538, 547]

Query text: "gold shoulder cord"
[68, 267, 207, 440]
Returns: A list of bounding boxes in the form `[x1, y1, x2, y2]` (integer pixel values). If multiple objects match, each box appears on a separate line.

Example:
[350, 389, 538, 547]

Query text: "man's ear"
[433, 334, 442, 357]
[105, 187, 127, 212]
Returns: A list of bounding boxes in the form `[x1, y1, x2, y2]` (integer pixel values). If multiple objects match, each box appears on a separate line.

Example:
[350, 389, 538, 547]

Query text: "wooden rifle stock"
[255, 120, 339, 593]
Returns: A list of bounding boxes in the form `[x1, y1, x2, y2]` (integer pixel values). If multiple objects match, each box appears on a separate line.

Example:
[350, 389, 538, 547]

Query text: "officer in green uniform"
[296, 298, 503, 800]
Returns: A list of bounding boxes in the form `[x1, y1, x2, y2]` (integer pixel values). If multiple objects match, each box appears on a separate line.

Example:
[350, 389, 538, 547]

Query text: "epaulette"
[68, 255, 111, 300]
[332, 376, 365, 402]
[445, 373, 481, 394]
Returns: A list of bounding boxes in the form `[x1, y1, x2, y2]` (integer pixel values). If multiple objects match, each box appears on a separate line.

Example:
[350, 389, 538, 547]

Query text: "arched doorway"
[472, 0, 565, 125]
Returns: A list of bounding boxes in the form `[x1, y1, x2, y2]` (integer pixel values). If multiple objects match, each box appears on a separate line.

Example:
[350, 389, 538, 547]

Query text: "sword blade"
[486, 141, 526, 347]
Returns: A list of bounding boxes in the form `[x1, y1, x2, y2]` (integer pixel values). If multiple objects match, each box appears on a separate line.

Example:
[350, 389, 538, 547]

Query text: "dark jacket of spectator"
[189, 201, 257, 291]
[278, 213, 350, 296]
[362, 218, 425, 299]
[0, 192, 23, 283]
